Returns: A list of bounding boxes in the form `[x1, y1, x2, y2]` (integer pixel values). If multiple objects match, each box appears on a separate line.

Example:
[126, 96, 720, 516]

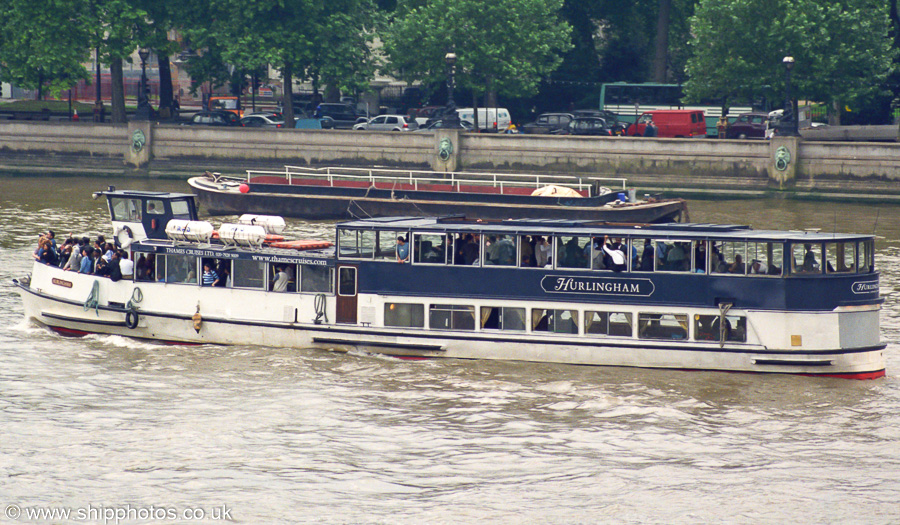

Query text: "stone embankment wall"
[0, 120, 899, 201]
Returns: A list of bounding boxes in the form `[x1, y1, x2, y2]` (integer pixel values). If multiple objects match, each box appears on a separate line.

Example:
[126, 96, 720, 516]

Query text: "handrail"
[245, 165, 628, 194]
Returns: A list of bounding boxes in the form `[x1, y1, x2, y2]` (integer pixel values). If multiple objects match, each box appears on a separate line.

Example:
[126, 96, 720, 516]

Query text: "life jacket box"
[165, 220, 214, 242]
[218, 223, 267, 247]
[238, 214, 286, 235]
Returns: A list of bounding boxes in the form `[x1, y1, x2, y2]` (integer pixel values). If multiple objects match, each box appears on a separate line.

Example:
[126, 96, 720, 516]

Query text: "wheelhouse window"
[414, 233, 451, 264]
[146, 199, 165, 215]
[170, 199, 193, 219]
[165, 254, 198, 284]
[585, 311, 633, 337]
[532, 309, 579, 334]
[694, 314, 747, 342]
[746, 242, 783, 276]
[825, 242, 856, 273]
[638, 313, 688, 340]
[712, 241, 746, 274]
[338, 228, 376, 259]
[480, 306, 526, 331]
[859, 240, 874, 273]
[556, 235, 590, 269]
[483, 234, 517, 266]
[300, 264, 333, 293]
[791, 243, 821, 274]
[430, 304, 476, 331]
[233, 259, 266, 289]
[110, 197, 143, 222]
[384, 303, 425, 328]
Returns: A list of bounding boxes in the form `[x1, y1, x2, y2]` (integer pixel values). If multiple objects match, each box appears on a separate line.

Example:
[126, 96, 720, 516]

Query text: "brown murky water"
[2, 175, 899, 524]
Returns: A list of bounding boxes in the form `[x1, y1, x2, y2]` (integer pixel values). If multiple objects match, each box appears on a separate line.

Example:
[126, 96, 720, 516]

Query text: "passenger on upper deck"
[602, 235, 627, 272]
[750, 259, 768, 274]
[802, 244, 819, 273]
[728, 254, 746, 274]
[534, 236, 551, 267]
[119, 251, 133, 279]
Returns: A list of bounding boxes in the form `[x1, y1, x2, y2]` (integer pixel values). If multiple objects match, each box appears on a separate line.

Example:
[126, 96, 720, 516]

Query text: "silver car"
[353, 114, 419, 131]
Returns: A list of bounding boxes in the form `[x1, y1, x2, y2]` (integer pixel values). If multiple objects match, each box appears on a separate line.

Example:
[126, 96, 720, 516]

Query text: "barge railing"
[244, 166, 628, 197]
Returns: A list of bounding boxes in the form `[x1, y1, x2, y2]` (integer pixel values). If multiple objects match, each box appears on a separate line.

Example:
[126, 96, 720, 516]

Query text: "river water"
[2, 175, 900, 524]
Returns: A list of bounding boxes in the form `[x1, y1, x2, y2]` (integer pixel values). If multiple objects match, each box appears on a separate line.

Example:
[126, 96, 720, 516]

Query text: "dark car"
[187, 111, 242, 127]
[726, 112, 768, 139]
[414, 119, 475, 132]
[571, 109, 627, 134]
[313, 103, 362, 129]
[560, 117, 614, 136]
[521, 112, 574, 134]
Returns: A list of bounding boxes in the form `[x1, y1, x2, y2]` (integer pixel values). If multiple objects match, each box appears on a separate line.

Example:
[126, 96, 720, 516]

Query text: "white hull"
[17, 262, 885, 379]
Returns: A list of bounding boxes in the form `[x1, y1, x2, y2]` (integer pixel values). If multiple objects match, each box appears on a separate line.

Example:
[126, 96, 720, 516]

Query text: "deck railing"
[244, 166, 628, 197]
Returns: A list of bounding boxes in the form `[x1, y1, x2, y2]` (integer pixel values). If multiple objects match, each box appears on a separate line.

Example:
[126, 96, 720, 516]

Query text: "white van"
[456, 107, 512, 132]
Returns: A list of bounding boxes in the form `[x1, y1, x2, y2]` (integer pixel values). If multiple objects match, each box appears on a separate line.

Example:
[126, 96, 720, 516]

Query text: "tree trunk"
[157, 54, 174, 118]
[830, 100, 842, 126]
[110, 58, 127, 123]
[652, 0, 672, 83]
[472, 92, 479, 131]
[282, 61, 295, 126]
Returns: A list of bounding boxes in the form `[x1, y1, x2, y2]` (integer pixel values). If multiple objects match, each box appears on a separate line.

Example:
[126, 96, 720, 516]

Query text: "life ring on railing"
[117, 225, 135, 249]
[125, 310, 139, 329]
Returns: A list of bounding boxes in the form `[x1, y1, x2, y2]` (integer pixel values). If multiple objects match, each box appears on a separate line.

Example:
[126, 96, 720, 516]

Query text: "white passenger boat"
[15, 188, 885, 379]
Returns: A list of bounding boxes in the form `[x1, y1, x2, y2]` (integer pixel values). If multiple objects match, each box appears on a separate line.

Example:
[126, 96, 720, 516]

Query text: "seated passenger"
[750, 259, 768, 274]
[802, 243, 819, 273]
[665, 242, 686, 271]
[728, 254, 746, 274]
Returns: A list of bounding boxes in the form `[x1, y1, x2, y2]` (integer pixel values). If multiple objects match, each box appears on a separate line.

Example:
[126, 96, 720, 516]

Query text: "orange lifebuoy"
[266, 240, 333, 250]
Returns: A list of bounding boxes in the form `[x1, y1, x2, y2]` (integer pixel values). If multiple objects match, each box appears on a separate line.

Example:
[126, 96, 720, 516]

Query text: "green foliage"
[685, 0, 896, 115]
[383, 0, 573, 101]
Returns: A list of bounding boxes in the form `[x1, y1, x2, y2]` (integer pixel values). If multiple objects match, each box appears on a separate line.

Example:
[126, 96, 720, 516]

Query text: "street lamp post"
[135, 47, 151, 121]
[782, 56, 798, 136]
[443, 52, 461, 129]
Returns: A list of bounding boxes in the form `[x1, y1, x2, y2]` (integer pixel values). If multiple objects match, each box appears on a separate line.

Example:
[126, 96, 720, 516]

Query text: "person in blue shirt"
[78, 247, 94, 274]
[396, 236, 410, 263]
[201, 263, 218, 286]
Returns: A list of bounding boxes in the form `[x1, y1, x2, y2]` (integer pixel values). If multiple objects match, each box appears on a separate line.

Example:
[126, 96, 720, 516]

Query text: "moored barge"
[15, 189, 884, 379]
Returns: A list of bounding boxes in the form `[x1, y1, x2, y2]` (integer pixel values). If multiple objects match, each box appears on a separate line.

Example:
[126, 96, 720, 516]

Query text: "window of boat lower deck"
[694, 314, 747, 342]
[480, 306, 526, 331]
[638, 313, 688, 340]
[532, 309, 579, 334]
[134, 253, 158, 282]
[384, 303, 425, 328]
[165, 253, 198, 284]
[430, 304, 476, 330]
[300, 264, 333, 293]
[585, 311, 633, 337]
[233, 259, 266, 289]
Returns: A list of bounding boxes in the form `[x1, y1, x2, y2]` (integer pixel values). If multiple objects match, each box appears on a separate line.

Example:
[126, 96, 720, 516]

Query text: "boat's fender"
[125, 310, 139, 329]
[192, 304, 202, 333]
[116, 225, 134, 249]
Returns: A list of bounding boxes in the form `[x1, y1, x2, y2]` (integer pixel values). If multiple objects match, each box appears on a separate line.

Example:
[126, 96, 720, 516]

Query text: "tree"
[383, 0, 573, 116]
[685, 0, 895, 124]
[0, 0, 90, 99]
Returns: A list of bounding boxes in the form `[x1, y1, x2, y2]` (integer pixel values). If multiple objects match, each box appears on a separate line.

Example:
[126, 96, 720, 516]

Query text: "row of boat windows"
[132, 253, 334, 293]
[338, 229, 875, 276]
[384, 303, 747, 342]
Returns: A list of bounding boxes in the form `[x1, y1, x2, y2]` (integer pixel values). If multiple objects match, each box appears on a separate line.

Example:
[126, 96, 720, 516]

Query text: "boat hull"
[188, 177, 687, 223]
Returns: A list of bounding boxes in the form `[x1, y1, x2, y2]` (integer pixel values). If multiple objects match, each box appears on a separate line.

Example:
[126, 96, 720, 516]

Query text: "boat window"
[632, 238, 655, 272]
[480, 306, 526, 331]
[300, 264, 333, 293]
[790, 243, 821, 274]
[338, 267, 356, 296]
[655, 240, 691, 272]
[532, 309, 579, 334]
[375, 230, 404, 261]
[451, 233, 481, 266]
[483, 234, 517, 266]
[171, 199, 192, 219]
[585, 311, 633, 337]
[232, 259, 266, 289]
[859, 240, 874, 273]
[746, 242, 783, 276]
[110, 197, 143, 222]
[414, 233, 451, 265]
[556, 236, 590, 269]
[638, 313, 688, 340]
[338, 228, 376, 259]
[269, 263, 296, 292]
[430, 304, 476, 331]
[590, 236, 628, 272]
[518, 235, 539, 267]
[212, 259, 231, 288]
[531, 235, 552, 268]
[165, 253, 197, 284]
[712, 241, 746, 274]
[146, 200, 165, 215]
[134, 253, 158, 282]
[384, 303, 425, 328]
[825, 242, 856, 273]
[694, 314, 747, 342]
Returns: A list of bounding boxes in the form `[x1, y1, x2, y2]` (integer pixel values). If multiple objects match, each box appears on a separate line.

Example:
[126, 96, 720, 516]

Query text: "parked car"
[415, 119, 475, 131]
[571, 109, 627, 134]
[559, 117, 614, 136]
[187, 111, 243, 127]
[625, 110, 706, 138]
[240, 113, 286, 128]
[353, 114, 419, 131]
[409, 106, 446, 126]
[726, 112, 768, 139]
[521, 112, 574, 134]
[456, 107, 512, 132]
[313, 103, 363, 129]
